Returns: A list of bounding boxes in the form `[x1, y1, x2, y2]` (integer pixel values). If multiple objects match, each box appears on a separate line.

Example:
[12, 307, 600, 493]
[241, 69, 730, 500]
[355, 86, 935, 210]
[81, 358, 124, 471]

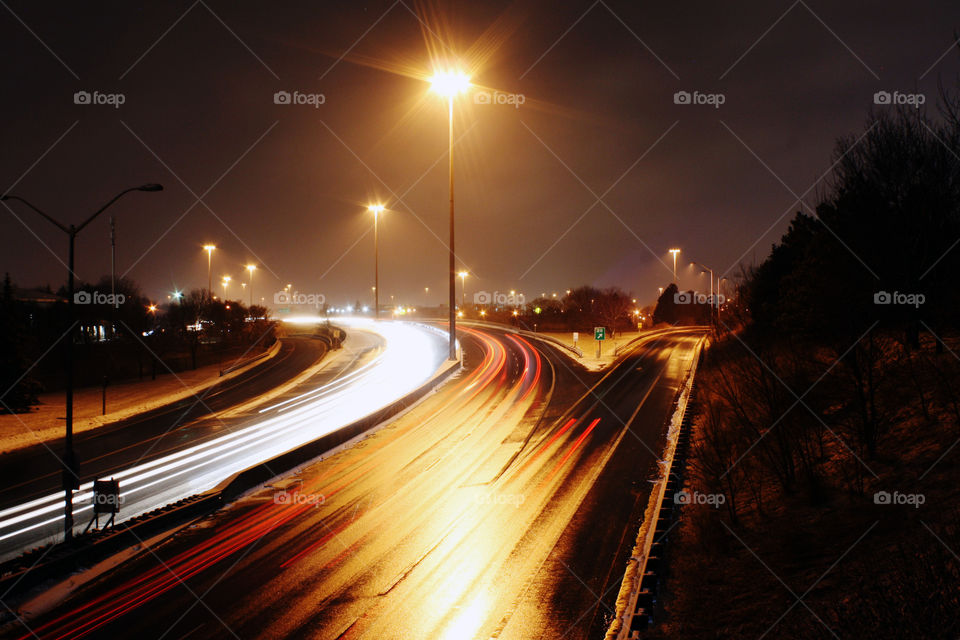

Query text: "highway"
[0, 321, 447, 562]
[10, 326, 703, 640]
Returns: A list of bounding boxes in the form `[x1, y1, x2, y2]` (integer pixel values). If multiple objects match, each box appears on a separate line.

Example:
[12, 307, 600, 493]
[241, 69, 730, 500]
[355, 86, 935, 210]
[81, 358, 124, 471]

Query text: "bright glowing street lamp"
[203, 244, 216, 300]
[430, 68, 471, 360]
[368, 204, 385, 319]
[245, 264, 256, 307]
[222, 275, 231, 300]
[669, 248, 681, 282]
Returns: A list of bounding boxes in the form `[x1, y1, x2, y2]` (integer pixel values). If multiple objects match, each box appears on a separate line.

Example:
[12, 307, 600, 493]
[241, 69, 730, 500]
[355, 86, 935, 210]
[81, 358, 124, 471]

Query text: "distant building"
[11, 287, 66, 307]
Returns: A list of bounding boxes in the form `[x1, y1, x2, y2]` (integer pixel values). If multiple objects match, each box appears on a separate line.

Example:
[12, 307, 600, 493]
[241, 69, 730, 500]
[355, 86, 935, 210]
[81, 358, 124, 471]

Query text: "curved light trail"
[0, 320, 448, 560]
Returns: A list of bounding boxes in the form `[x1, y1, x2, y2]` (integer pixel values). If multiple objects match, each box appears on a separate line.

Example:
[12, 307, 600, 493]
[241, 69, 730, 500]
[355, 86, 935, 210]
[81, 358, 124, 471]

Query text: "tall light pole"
[429, 68, 470, 360]
[222, 275, 231, 300]
[458, 271, 468, 309]
[368, 204, 385, 319]
[694, 262, 716, 326]
[203, 244, 216, 301]
[1, 183, 163, 541]
[245, 264, 256, 307]
[669, 248, 681, 283]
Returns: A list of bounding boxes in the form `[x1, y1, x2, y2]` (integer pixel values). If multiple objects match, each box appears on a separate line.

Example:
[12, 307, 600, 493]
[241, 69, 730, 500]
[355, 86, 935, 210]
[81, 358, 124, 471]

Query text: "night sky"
[3, 1, 960, 308]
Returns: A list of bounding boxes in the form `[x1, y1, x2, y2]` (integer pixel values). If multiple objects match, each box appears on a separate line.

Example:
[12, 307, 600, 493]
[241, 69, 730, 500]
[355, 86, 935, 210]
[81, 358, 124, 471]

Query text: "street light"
[245, 264, 256, 307]
[368, 204, 385, 319]
[222, 275, 231, 300]
[669, 248, 681, 283]
[458, 271, 468, 308]
[429, 67, 471, 360]
[203, 244, 216, 301]
[1, 183, 163, 540]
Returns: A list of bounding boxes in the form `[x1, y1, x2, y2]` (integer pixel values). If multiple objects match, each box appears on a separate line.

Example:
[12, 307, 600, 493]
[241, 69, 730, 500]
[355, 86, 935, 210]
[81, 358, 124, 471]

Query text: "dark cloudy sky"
[2, 1, 960, 308]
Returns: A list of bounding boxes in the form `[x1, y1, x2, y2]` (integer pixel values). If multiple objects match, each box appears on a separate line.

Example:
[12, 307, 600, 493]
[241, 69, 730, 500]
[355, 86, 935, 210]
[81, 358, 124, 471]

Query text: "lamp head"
[429, 70, 470, 97]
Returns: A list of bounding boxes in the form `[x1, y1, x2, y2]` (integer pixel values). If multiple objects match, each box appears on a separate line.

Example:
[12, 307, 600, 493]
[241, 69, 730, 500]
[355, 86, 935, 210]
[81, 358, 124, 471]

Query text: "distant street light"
[1, 183, 163, 540]
[669, 248, 681, 282]
[368, 204, 385, 319]
[222, 275, 231, 300]
[429, 67, 471, 360]
[245, 264, 256, 307]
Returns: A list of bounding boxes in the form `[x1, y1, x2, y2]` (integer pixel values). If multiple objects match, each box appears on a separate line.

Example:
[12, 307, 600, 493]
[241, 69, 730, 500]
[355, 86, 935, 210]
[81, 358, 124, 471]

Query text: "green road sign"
[278, 307, 291, 314]
[594, 326, 605, 341]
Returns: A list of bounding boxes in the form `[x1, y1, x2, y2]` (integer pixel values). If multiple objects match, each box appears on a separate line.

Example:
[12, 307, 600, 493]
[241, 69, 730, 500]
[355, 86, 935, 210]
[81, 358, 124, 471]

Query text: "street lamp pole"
[695, 262, 716, 326]
[458, 271, 468, 309]
[669, 248, 680, 282]
[1, 184, 163, 541]
[203, 245, 216, 301]
[368, 205, 384, 320]
[246, 264, 256, 308]
[430, 69, 470, 361]
[447, 95, 456, 358]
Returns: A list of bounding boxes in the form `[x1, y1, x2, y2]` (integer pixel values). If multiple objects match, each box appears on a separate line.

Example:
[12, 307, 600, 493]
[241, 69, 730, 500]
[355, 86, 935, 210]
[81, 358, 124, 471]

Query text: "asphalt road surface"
[7, 326, 703, 640]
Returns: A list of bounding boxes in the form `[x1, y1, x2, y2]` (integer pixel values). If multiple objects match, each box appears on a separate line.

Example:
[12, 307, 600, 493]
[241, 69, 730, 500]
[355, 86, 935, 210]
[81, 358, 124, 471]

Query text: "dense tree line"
[659, 102, 960, 637]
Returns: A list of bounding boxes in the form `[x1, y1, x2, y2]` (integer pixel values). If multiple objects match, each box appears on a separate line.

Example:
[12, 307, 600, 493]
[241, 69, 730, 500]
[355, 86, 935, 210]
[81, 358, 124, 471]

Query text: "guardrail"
[607, 337, 706, 639]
